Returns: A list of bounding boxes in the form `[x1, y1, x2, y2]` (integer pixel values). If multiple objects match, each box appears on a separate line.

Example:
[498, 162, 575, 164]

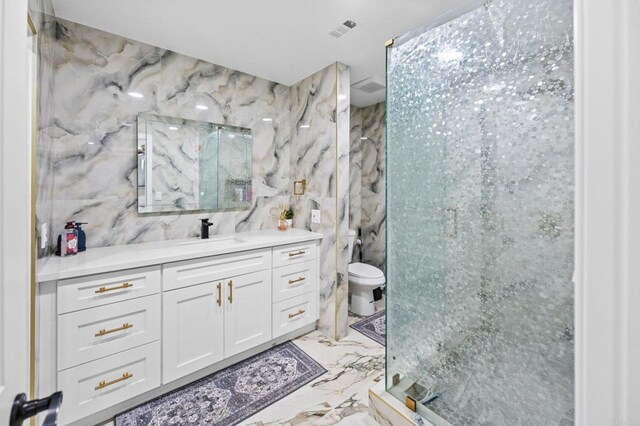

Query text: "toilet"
[348, 229, 386, 316]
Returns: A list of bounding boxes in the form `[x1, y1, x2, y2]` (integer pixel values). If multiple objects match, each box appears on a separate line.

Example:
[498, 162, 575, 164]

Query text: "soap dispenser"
[57, 221, 78, 256]
[74, 222, 87, 252]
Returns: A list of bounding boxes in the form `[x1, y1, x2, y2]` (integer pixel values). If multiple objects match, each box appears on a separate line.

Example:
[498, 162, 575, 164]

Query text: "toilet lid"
[349, 262, 384, 279]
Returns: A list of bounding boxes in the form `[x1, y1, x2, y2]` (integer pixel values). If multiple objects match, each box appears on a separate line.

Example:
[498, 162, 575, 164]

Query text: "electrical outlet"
[311, 209, 321, 224]
[155, 191, 163, 201]
[40, 223, 48, 249]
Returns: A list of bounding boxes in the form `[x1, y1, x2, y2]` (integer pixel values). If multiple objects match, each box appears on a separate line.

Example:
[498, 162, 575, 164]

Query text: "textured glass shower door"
[385, 0, 574, 424]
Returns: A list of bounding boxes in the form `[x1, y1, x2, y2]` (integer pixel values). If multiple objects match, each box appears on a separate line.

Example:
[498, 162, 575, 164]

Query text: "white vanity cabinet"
[271, 243, 319, 338]
[50, 267, 163, 424]
[36, 230, 322, 426]
[223, 269, 272, 357]
[162, 281, 224, 384]
[162, 270, 272, 384]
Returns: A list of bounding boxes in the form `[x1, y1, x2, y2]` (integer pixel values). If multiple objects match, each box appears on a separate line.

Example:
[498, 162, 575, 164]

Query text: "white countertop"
[36, 228, 323, 282]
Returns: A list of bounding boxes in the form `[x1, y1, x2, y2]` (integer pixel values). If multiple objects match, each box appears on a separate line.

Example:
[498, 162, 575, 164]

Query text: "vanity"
[35, 229, 322, 425]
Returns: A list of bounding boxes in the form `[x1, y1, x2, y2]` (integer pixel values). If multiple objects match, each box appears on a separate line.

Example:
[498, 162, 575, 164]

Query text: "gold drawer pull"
[95, 372, 133, 390]
[95, 323, 133, 337]
[288, 277, 306, 285]
[95, 282, 133, 294]
[288, 250, 306, 257]
[288, 309, 306, 318]
[228, 280, 233, 303]
[216, 282, 222, 306]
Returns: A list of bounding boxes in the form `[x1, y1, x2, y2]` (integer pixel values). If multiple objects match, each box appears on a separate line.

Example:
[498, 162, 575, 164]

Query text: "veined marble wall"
[289, 63, 350, 340]
[349, 102, 386, 271]
[349, 107, 363, 264]
[336, 63, 351, 340]
[36, 18, 352, 340]
[41, 18, 292, 250]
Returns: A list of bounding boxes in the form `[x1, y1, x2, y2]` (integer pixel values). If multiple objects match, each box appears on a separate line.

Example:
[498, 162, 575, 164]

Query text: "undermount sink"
[178, 236, 246, 246]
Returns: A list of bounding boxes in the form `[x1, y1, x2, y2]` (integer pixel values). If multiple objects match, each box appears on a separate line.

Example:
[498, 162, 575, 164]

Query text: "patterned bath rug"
[350, 310, 386, 345]
[115, 341, 326, 426]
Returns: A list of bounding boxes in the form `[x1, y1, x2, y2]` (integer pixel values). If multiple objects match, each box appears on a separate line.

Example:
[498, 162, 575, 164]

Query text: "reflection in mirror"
[137, 114, 252, 214]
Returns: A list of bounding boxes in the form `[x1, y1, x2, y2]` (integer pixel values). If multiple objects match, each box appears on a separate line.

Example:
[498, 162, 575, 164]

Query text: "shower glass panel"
[385, 0, 574, 424]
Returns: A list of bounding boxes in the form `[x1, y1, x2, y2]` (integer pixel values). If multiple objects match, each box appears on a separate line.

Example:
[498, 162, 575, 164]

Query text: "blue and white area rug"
[115, 342, 326, 426]
[350, 310, 386, 346]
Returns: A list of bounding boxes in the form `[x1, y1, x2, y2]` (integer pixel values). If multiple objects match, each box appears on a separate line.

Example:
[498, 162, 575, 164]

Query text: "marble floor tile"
[240, 316, 384, 425]
[99, 315, 383, 426]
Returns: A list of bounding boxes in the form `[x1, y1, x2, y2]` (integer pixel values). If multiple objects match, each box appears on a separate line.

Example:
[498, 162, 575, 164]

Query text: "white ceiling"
[52, 0, 467, 107]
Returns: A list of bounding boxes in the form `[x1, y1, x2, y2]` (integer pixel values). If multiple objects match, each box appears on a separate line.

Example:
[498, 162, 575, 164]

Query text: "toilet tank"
[348, 229, 357, 263]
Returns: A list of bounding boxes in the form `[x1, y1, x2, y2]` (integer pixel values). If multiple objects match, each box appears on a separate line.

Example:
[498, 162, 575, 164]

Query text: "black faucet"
[200, 218, 213, 239]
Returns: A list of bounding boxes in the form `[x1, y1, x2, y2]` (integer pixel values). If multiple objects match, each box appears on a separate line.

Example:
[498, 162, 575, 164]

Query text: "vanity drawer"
[272, 292, 318, 338]
[57, 295, 161, 371]
[272, 261, 317, 303]
[57, 266, 161, 314]
[272, 242, 317, 267]
[58, 341, 160, 425]
[163, 249, 271, 291]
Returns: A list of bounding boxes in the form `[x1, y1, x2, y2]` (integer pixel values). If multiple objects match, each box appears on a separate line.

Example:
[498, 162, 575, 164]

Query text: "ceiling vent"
[352, 76, 386, 93]
[329, 19, 358, 38]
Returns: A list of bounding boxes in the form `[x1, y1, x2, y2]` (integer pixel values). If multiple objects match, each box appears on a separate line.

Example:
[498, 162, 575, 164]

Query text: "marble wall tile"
[349, 107, 363, 262]
[360, 103, 386, 198]
[290, 194, 338, 335]
[235, 196, 290, 232]
[349, 102, 386, 271]
[361, 194, 386, 270]
[289, 65, 337, 198]
[44, 19, 291, 249]
[289, 63, 351, 340]
[336, 197, 351, 339]
[290, 65, 338, 339]
[337, 63, 351, 201]
[335, 63, 351, 339]
[37, 18, 351, 340]
[360, 103, 386, 271]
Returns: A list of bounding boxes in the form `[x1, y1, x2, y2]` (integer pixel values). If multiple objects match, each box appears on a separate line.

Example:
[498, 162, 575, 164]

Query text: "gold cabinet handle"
[288, 250, 306, 257]
[288, 309, 306, 318]
[228, 280, 233, 303]
[288, 276, 306, 285]
[95, 282, 133, 294]
[95, 323, 133, 337]
[95, 372, 133, 390]
[216, 282, 222, 306]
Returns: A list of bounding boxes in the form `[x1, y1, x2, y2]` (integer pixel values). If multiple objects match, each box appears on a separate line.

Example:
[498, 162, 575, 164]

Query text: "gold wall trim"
[29, 16, 38, 425]
[27, 13, 37, 35]
[334, 62, 340, 341]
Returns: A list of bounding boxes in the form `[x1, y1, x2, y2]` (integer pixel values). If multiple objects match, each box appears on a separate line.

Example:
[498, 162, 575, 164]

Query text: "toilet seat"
[348, 262, 385, 286]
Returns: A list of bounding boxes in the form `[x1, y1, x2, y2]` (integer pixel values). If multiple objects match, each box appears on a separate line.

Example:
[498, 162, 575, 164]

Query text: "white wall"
[0, 0, 33, 419]
[575, 0, 640, 423]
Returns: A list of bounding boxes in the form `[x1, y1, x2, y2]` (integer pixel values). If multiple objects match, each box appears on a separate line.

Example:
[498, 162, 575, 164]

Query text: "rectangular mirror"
[137, 114, 252, 214]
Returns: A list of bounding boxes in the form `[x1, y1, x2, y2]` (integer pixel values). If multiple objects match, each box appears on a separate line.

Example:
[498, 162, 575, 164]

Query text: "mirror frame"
[136, 113, 252, 215]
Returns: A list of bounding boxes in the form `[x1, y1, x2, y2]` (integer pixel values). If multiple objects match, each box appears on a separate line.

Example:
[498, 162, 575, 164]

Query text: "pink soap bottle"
[63, 221, 78, 256]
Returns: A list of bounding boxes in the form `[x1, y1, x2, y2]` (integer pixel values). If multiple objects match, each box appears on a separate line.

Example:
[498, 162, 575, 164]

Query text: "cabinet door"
[224, 270, 272, 358]
[163, 281, 224, 384]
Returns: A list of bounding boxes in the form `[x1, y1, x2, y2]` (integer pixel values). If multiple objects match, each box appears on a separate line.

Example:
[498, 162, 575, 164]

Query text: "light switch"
[155, 191, 163, 201]
[311, 209, 321, 224]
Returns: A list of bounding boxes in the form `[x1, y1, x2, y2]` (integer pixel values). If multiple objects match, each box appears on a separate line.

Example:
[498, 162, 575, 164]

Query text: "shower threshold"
[387, 376, 455, 426]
